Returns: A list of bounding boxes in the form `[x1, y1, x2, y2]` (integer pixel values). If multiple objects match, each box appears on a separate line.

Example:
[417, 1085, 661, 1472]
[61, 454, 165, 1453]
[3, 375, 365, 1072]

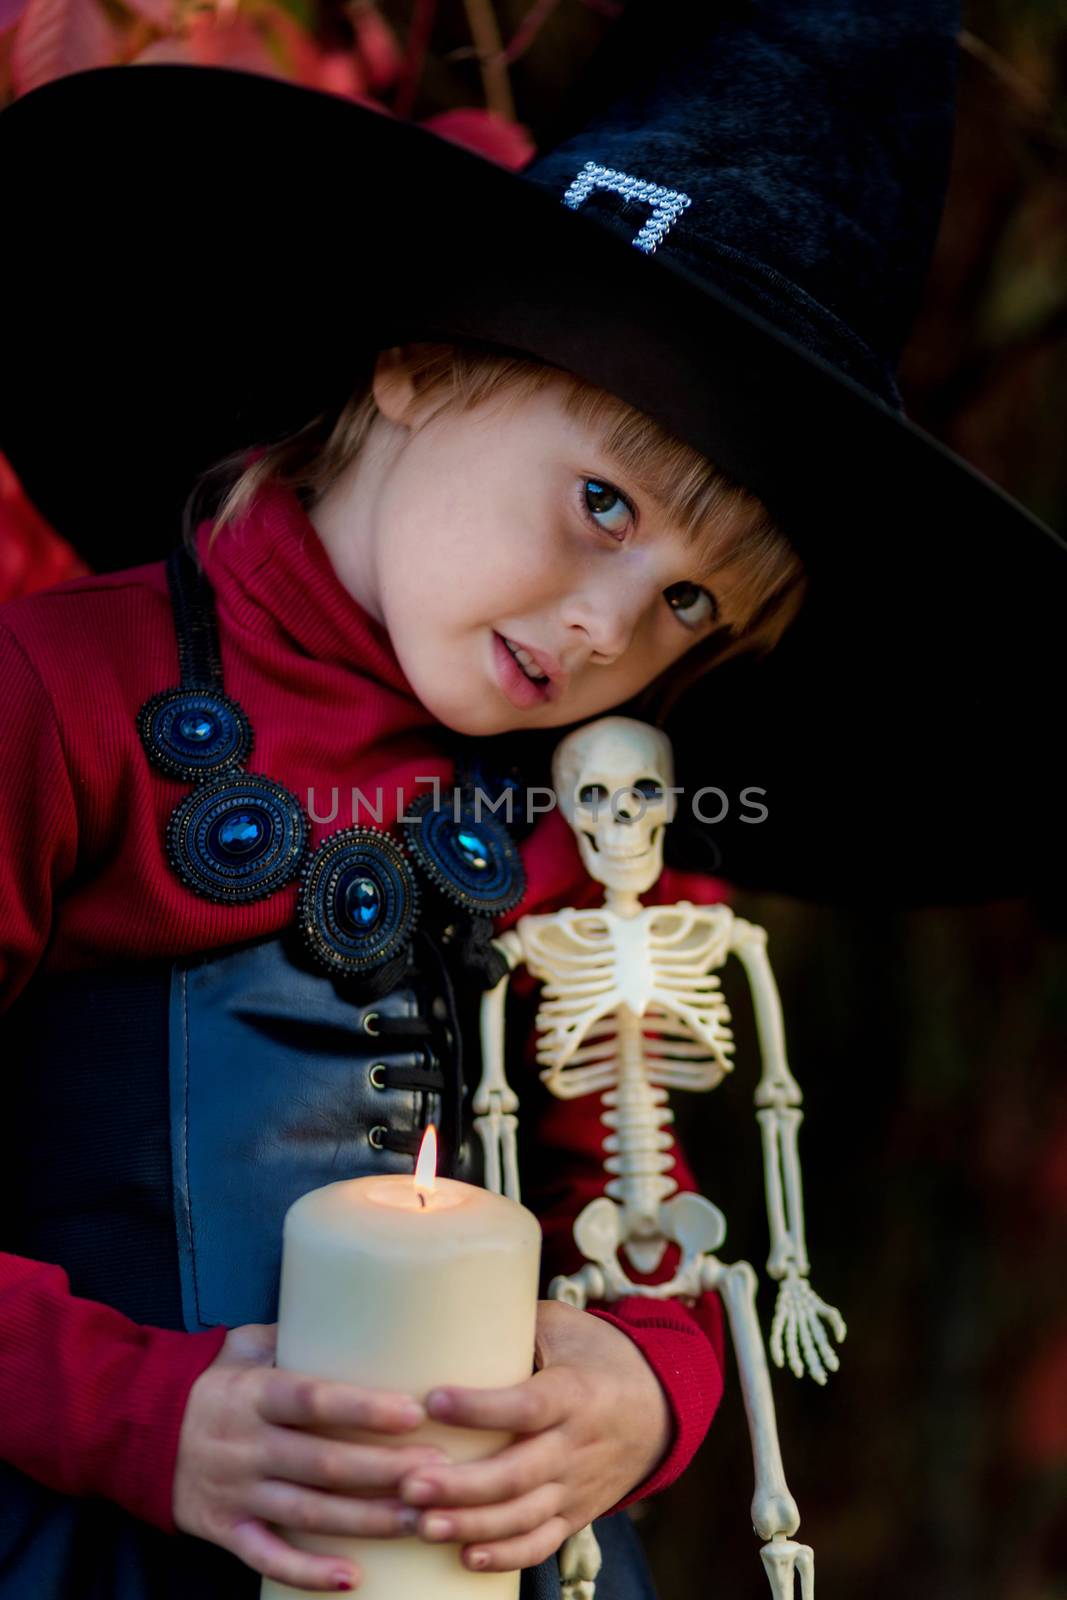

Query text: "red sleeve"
[0, 621, 79, 1011]
[0, 625, 228, 1533]
[514, 971, 726, 1510]
[0, 1252, 228, 1532]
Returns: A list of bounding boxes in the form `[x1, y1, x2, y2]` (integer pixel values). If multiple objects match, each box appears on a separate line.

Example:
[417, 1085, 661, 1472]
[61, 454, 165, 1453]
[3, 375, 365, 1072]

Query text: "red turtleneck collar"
[196, 480, 417, 697]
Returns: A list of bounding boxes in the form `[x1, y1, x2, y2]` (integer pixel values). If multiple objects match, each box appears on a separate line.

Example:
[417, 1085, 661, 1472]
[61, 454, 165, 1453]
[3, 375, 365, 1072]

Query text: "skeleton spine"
[600, 1008, 678, 1228]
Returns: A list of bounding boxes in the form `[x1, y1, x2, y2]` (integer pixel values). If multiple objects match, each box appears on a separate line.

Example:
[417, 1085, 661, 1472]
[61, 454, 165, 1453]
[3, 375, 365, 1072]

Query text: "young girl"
[3, 4, 1059, 1599]
[0, 316, 802, 1594]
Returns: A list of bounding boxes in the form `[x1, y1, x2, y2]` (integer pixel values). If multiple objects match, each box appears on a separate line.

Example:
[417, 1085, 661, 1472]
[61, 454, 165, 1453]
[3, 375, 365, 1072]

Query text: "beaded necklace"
[137, 547, 526, 993]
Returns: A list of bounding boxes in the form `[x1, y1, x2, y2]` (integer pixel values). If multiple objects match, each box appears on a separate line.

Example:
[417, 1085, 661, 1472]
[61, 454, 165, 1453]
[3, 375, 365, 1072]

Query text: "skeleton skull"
[552, 717, 676, 894]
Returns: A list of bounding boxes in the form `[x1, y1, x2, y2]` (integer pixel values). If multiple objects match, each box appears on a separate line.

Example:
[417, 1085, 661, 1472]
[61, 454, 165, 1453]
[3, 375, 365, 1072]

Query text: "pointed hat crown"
[523, 0, 958, 408]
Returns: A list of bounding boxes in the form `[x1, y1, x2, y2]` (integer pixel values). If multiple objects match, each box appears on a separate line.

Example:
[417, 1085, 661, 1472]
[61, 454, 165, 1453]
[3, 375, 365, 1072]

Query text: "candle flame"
[414, 1126, 438, 1203]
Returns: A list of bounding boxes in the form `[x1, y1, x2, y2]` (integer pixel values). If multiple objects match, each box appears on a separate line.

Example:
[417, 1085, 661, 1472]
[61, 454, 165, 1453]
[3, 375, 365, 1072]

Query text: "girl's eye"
[580, 477, 633, 540]
[664, 580, 719, 630]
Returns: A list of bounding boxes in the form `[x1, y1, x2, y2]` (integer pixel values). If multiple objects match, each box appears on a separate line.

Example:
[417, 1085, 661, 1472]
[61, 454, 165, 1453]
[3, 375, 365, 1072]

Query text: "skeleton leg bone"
[762, 1536, 815, 1600]
[558, 1522, 603, 1600]
[548, 1270, 604, 1600]
[703, 1258, 814, 1598]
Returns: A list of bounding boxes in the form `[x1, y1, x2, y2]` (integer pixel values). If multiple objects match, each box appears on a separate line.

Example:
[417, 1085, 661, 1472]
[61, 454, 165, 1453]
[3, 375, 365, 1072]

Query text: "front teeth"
[505, 638, 548, 683]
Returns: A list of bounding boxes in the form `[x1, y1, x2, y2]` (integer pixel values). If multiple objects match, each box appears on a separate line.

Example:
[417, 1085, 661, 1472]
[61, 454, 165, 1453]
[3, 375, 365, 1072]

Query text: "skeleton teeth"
[505, 638, 548, 682]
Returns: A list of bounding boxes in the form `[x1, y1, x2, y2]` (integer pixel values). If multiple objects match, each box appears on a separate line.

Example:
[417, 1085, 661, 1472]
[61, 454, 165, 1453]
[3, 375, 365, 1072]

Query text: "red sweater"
[0, 482, 727, 1538]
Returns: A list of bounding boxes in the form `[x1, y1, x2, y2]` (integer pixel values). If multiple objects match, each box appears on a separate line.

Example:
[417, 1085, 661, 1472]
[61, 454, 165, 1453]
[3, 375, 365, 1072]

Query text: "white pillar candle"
[262, 1130, 542, 1600]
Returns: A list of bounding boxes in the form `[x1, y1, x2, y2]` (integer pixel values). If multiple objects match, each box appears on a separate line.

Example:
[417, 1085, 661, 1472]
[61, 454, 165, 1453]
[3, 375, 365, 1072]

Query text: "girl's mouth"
[492, 632, 558, 709]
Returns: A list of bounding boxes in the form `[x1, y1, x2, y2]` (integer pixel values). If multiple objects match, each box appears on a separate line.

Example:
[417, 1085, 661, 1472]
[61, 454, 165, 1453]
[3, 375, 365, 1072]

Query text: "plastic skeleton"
[474, 717, 845, 1600]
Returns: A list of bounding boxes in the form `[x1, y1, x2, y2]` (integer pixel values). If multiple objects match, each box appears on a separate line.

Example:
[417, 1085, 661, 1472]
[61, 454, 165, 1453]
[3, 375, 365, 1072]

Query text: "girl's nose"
[559, 582, 644, 664]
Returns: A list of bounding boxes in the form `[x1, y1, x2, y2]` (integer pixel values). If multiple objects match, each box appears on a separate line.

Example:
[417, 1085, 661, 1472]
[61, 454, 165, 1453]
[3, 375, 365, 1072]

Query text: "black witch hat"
[1, 0, 1064, 903]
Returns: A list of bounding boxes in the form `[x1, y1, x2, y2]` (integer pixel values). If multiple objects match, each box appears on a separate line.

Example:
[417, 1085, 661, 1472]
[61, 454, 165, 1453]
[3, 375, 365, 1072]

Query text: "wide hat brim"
[2, 65, 1065, 906]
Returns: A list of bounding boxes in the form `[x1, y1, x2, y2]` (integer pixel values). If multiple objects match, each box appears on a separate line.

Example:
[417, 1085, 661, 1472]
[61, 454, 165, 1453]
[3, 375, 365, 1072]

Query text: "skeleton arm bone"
[730, 920, 846, 1385]
[475, 929, 524, 1202]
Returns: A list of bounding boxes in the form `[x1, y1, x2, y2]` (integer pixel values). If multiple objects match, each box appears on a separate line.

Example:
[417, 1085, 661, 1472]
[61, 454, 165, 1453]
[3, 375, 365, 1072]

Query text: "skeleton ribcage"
[521, 906, 737, 1098]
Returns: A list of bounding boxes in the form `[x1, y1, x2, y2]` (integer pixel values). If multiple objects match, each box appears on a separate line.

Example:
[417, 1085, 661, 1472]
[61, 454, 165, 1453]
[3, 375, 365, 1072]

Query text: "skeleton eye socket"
[633, 779, 664, 800]
[577, 784, 610, 806]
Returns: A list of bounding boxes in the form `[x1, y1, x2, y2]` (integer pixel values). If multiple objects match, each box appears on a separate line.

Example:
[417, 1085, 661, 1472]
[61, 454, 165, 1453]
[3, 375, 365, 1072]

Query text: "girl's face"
[312, 356, 754, 736]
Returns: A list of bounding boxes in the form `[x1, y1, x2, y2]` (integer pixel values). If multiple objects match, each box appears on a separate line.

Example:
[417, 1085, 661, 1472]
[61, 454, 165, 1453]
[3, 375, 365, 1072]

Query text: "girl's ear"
[371, 346, 419, 425]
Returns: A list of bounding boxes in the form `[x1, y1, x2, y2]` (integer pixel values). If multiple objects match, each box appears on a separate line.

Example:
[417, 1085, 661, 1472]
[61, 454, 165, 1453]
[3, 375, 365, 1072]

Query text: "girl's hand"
[398, 1300, 672, 1572]
[172, 1322, 447, 1593]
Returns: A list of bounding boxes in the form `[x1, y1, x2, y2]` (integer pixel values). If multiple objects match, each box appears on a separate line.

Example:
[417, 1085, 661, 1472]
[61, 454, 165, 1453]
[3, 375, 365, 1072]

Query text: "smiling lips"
[492, 631, 563, 708]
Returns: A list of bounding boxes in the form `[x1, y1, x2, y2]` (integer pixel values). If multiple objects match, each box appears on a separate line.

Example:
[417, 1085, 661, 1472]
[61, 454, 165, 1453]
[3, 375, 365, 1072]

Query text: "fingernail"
[404, 1476, 437, 1504]
[469, 1550, 489, 1570]
[423, 1514, 453, 1540]
[399, 1402, 425, 1427]
[333, 1574, 356, 1592]
[397, 1508, 421, 1533]
[426, 1389, 453, 1418]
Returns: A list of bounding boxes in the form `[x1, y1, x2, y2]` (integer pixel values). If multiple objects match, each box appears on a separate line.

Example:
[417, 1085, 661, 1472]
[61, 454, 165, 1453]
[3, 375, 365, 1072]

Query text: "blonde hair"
[188, 340, 806, 720]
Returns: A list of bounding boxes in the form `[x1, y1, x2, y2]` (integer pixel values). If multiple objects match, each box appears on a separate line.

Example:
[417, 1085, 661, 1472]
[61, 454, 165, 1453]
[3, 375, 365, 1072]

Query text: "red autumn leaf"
[1013, 1324, 1067, 1468]
[121, 0, 173, 32]
[312, 48, 368, 102]
[134, 13, 277, 75]
[0, 0, 31, 34]
[0, 454, 89, 603]
[12, 0, 114, 97]
[420, 106, 535, 172]
[350, 1, 402, 92]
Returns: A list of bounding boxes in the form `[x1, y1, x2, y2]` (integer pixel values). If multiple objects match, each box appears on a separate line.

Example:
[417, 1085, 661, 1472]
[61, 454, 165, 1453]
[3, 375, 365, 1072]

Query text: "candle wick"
[418, 1192, 427, 1209]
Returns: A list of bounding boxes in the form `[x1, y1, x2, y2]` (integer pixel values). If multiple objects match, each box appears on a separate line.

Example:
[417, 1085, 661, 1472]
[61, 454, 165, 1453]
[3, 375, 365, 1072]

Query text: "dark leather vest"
[0, 935, 655, 1600]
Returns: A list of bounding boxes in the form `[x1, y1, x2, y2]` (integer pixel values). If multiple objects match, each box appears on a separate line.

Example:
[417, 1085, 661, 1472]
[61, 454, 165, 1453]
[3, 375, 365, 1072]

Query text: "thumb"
[219, 1321, 279, 1367]
[533, 1298, 586, 1370]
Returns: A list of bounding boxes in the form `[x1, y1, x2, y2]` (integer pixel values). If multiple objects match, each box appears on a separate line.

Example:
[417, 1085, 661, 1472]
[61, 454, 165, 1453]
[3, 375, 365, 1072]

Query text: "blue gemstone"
[178, 711, 217, 743]
[455, 830, 489, 870]
[217, 812, 265, 854]
[344, 875, 381, 929]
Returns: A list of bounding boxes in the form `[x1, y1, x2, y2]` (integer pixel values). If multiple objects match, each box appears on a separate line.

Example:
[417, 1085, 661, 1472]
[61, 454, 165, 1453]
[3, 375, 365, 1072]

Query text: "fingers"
[808, 1311, 840, 1378]
[259, 1372, 426, 1434]
[458, 1517, 573, 1574]
[401, 1431, 561, 1510]
[788, 1313, 804, 1380]
[415, 1483, 563, 1548]
[769, 1301, 786, 1369]
[249, 1480, 420, 1539]
[227, 1516, 359, 1593]
[425, 1367, 576, 1435]
[264, 1424, 448, 1494]
[797, 1314, 826, 1386]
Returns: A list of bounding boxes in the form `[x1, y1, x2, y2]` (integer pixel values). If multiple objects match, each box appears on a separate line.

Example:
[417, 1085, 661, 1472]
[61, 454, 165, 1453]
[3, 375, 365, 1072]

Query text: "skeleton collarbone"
[519, 901, 736, 1097]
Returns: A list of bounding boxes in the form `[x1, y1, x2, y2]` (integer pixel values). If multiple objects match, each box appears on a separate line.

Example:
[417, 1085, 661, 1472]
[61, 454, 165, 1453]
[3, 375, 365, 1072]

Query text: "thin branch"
[498, 0, 563, 66]
[461, 0, 515, 123]
[391, 0, 438, 120]
[959, 27, 1067, 157]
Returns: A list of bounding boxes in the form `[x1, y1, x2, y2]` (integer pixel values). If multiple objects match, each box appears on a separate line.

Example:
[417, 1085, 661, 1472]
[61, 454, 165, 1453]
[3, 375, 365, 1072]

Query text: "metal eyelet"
[362, 1011, 380, 1036]
[368, 1124, 387, 1150]
[368, 1063, 387, 1091]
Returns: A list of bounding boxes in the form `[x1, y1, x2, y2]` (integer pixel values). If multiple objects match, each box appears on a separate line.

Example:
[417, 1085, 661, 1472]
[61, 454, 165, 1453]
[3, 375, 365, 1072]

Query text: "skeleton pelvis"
[572, 1190, 727, 1283]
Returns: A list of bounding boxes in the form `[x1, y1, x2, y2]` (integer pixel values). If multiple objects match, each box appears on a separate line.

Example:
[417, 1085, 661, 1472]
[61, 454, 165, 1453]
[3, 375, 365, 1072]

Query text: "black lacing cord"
[412, 929, 465, 1177]
[165, 546, 225, 690]
[359, 932, 460, 1164]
